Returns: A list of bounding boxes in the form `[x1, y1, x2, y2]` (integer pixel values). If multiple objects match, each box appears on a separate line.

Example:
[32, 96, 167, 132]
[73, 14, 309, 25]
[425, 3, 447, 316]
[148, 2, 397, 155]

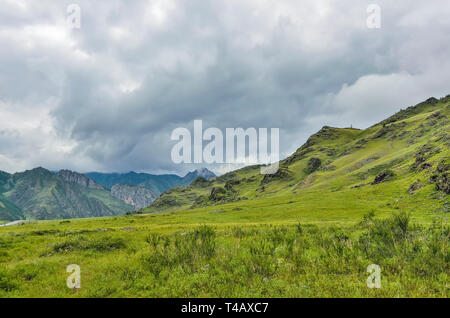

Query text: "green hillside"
[0, 168, 133, 221]
[0, 194, 23, 221]
[140, 95, 449, 223]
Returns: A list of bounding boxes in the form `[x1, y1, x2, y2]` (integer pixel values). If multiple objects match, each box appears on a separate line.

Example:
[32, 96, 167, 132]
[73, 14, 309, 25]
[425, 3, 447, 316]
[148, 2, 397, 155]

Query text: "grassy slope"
[0, 96, 448, 298]
[139, 95, 449, 225]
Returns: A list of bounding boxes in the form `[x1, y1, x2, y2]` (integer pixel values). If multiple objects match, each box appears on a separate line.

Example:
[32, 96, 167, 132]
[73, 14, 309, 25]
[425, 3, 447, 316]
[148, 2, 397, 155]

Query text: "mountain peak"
[58, 169, 104, 190]
[197, 168, 216, 177]
[31, 167, 51, 173]
[185, 168, 216, 179]
[182, 168, 216, 185]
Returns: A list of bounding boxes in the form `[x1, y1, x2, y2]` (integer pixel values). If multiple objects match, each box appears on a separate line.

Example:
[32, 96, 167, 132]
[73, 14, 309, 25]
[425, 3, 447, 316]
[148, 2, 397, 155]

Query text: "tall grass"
[0, 213, 448, 297]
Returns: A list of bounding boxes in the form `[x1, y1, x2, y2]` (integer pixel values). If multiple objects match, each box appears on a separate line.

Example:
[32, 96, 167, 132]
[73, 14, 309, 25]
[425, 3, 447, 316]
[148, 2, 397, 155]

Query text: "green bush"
[305, 157, 322, 174]
[0, 268, 17, 292]
[51, 235, 126, 253]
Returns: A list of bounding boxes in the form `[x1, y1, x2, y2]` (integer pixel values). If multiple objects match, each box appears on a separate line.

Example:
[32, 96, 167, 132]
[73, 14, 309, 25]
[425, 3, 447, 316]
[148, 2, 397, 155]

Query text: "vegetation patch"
[48, 236, 126, 254]
[0, 268, 17, 292]
[191, 177, 212, 188]
[304, 157, 322, 174]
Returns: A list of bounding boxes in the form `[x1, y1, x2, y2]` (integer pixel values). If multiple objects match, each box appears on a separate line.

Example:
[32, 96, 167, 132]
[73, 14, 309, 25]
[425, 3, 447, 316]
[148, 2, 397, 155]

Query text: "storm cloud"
[1, 0, 449, 175]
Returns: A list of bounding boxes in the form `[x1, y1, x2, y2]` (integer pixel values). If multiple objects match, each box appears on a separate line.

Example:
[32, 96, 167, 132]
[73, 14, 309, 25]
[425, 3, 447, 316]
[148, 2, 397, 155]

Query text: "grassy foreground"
[0, 209, 448, 298]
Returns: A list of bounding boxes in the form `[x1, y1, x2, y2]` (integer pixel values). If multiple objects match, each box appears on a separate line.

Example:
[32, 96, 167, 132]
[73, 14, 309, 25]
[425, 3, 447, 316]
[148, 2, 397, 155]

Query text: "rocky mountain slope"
[141, 95, 449, 215]
[0, 194, 23, 221]
[111, 184, 157, 209]
[0, 168, 133, 220]
[58, 170, 104, 190]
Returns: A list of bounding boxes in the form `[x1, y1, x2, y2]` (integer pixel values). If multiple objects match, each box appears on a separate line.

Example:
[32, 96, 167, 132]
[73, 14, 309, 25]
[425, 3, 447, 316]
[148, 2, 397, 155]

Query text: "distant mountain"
[0, 167, 217, 221]
[58, 169, 104, 190]
[182, 168, 217, 185]
[86, 168, 216, 196]
[0, 194, 23, 221]
[0, 168, 133, 221]
[111, 184, 157, 209]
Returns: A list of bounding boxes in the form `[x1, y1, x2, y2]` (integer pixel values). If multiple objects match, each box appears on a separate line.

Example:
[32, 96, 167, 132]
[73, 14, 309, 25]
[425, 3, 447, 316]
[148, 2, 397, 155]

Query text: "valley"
[0, 95, 448, 298]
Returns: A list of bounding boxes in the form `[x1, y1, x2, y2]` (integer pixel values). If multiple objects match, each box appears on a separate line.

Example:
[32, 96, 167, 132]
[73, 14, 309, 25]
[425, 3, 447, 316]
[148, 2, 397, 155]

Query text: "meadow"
[0, 203, 448, 297]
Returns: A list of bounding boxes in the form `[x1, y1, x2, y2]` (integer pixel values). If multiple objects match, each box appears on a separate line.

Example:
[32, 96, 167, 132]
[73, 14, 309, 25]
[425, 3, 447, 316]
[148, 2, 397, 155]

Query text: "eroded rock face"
[260, 167, 293, 185]
[430, 160, 450, 194]
[111, 184, 157, 209]
[372, 169, 396, 185]
[408, 181, 423, 194]
[209, 186, 228, 202]
[58, 170, 104, 190]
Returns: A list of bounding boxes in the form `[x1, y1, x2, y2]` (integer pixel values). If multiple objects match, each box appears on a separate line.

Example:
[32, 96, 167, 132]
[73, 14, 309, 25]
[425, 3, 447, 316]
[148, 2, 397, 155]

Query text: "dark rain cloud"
[0, 0, 449, 175]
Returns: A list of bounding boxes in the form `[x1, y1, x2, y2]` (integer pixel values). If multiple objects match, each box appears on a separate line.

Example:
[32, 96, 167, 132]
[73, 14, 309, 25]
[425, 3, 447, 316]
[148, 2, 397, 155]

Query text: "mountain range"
[0, 168, 216, 221]
[85, 167, 215, 196]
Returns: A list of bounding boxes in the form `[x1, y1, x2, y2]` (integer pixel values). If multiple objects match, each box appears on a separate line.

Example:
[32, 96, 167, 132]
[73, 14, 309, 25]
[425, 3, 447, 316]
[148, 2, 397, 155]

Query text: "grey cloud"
[0, 0, 449, 175]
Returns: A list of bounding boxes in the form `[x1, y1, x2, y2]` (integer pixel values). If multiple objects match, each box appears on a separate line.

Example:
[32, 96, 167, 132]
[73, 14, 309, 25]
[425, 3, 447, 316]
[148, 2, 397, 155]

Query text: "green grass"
[0, 212, 448, 297]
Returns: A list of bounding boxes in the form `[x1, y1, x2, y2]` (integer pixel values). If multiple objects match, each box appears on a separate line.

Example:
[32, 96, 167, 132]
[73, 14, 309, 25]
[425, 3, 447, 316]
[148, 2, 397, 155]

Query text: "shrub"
[141, 226, 217, 275]
[0, 268, 17, 292]
[145, 233, 161, 249]
[305, 157, 322, 174]
[295, 222, 303, 235]
[51, 236, 126, 253]
[358, 212, 411, 259]
[232, 226, 246, 239]
[188, 225, 216, 258]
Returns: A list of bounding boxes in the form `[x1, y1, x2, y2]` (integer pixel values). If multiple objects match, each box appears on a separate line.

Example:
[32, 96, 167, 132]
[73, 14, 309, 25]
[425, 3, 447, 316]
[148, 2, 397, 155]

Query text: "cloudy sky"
[0, 0, 449, 175]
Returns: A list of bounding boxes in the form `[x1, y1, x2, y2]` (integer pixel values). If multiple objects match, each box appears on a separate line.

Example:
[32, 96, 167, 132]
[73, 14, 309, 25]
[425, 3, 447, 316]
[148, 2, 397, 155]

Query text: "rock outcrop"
[111, 184, 157, 209]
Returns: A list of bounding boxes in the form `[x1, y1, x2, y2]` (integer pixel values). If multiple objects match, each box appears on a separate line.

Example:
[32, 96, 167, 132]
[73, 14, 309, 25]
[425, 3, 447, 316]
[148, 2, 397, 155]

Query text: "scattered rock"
[284, 147, 314, 165]
[225, 179, 240, 190]
[260, 167, 293, 185]
[430, 159, 449, 194]
[425, 97, 438, 104]
[190, 177, 212, 188]
[408, 181, 423, 194]
[372, 169, 396, 185]
[209, 187, 229, 202]
[419, 162, 433, 171]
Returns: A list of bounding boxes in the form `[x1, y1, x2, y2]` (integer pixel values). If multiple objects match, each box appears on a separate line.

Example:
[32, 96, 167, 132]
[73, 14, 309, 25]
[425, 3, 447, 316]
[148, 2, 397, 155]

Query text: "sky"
[0, 0, 449, 176]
